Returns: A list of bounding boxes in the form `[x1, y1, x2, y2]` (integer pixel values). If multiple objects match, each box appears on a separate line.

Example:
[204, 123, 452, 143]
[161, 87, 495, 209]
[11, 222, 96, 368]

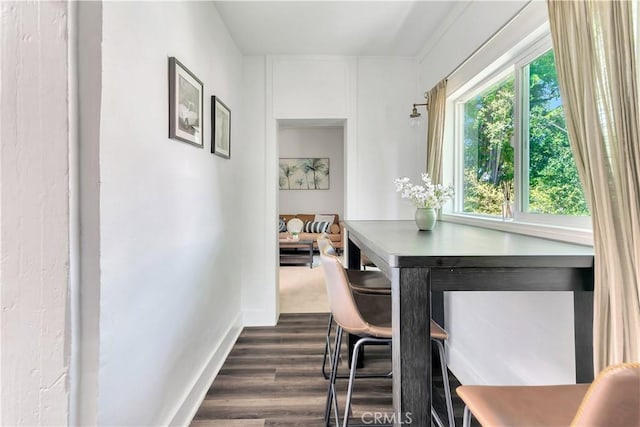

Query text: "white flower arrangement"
[394, 173, 454, 209]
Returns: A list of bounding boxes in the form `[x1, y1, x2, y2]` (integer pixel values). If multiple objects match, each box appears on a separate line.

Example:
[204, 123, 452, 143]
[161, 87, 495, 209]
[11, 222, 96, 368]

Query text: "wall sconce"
[409, 92, 429, 128]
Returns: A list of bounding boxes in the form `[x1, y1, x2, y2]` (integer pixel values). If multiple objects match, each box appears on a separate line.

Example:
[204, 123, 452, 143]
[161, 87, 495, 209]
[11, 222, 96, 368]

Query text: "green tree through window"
[526, 50, 588, 215]
[460, 49, 589, 218]
[463, 75, 515, 215]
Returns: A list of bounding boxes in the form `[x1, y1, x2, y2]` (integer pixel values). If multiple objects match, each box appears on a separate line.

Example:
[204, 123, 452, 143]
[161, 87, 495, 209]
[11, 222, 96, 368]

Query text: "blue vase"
[415, 208, 437, 231]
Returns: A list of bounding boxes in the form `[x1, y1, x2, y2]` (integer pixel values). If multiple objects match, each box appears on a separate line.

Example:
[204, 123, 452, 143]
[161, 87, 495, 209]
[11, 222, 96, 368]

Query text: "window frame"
[453, 66, 516, 216]
[445, 31, 592, 242]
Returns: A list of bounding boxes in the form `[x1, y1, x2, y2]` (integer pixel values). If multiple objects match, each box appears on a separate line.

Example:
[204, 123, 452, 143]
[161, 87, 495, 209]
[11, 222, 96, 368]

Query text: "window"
[453, 40, 589, 226]
[522, 50, 588, 216]
[461, 72, 515, 216]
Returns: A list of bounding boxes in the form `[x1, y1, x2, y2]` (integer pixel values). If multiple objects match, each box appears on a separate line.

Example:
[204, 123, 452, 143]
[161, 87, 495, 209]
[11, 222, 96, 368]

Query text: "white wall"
[272, 57, 352, 119]
[278, 127, 345, 218]
[419, 1, 576, 386]
[353, 57, 425, 220]
[0, 2, 71, 424]
[75, 2, 103, 424]
[239, 56, 278, 326]
[97, 2, 244, 424]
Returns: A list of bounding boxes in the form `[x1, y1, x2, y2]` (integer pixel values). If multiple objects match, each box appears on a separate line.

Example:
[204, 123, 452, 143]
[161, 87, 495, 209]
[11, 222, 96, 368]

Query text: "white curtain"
[547, 0, 640, 372]
[426, 79, 447, 184]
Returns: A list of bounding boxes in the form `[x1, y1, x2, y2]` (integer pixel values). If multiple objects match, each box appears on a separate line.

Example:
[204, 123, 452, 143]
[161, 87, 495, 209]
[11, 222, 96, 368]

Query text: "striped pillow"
[304, 221, 330, 233]
[278, 218, 287, 232]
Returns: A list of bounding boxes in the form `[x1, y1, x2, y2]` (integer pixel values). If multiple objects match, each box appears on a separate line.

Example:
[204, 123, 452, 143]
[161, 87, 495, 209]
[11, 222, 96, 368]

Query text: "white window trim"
[443, 26, 593, 247]
[441, 212, 593, 246]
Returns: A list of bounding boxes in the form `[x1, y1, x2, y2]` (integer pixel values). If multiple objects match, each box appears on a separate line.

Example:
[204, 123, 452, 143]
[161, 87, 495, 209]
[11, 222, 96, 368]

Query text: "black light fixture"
[409, 92, 429, 128]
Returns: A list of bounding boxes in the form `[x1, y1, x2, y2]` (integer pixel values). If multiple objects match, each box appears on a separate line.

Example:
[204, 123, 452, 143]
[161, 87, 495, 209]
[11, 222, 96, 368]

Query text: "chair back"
[317, 233, 336, 255]
[318, 236, 370, 335]
[571, 362, 640, 426]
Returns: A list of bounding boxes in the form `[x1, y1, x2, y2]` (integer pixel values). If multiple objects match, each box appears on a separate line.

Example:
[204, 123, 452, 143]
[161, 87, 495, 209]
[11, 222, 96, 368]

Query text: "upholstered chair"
[317, 234, 391, 380]
[456, 362, 640, 427]
[318, 237, 455, 427]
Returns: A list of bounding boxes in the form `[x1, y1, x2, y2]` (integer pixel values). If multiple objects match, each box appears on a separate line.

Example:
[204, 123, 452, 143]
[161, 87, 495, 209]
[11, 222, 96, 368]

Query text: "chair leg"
[325, 331, 452, 427]
[331, 331, 341, 426]
[323, 314, 392, 381]
[322, 313, 334, 379]
[431, 407, 445, 427]
[434, 339, 455, 427]
[324, 326, 342, 426]
[342, 337, 391, 427]
[462, 405, 472, 427]
[342, 339, 363, 427]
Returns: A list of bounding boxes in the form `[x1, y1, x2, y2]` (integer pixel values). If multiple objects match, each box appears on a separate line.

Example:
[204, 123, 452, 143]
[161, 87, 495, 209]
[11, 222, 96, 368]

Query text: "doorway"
[276, 119, 346, 314]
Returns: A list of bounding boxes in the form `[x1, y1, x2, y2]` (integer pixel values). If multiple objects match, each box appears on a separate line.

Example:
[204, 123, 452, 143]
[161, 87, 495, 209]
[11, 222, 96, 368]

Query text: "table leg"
[347, 237, 361, 270]
[392, 267, 431, 427]
[309, 242, 313, 268]
[574, 291, 594, 382]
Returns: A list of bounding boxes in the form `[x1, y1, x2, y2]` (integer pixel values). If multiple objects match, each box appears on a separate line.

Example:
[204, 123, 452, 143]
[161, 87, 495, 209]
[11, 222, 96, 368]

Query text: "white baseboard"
[242, 309, 278, 326]
[168, 313, 243, 426]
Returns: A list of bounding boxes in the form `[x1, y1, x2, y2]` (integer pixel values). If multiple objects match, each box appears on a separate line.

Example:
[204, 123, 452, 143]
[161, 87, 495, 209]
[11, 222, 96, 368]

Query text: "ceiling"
[214, 1, 464, 56]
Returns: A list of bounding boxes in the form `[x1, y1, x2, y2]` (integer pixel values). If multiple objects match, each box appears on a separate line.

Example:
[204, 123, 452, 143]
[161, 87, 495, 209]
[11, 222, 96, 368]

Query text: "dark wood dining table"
[343, 220, 595, 427]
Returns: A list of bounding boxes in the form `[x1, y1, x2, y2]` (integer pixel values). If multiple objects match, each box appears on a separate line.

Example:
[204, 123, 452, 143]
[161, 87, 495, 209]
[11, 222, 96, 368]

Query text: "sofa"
[279, 213, 343, 250]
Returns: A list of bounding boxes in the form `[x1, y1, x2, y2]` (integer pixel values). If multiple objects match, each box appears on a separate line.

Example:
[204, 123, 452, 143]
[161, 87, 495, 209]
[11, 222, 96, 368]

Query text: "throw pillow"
[314, 214, 335, 227]
[278, 218, 286, 232]
[286, 218, 304, 233]
[304, 220, 330, 233]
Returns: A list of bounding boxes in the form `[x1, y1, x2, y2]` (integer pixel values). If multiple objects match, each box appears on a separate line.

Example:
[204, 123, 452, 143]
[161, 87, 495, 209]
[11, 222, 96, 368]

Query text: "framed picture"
[168, 57, 203, 148]
[279, 158, 330, 190]
[212, 96, 231, 158]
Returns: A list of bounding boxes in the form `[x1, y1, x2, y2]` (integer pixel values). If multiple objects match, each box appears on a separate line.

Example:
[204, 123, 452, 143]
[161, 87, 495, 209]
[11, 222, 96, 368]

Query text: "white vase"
[415, 208, 437, 231]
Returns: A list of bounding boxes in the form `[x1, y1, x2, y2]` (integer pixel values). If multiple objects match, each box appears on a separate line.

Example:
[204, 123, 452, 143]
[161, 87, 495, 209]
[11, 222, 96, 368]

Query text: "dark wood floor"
[192, 313, 468, 427]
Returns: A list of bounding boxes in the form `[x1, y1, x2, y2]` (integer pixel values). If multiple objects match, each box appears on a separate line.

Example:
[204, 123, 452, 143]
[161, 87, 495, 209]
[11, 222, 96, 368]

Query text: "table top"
[279, 238, 314, 246]
[344, 220, 594, 269]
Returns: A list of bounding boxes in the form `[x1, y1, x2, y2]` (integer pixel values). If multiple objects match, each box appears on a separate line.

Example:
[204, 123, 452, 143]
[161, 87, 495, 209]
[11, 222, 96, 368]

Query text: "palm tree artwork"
[301, 158, 329, 190]
[279, 163, 297, 189]
[278, 158, 330, 190]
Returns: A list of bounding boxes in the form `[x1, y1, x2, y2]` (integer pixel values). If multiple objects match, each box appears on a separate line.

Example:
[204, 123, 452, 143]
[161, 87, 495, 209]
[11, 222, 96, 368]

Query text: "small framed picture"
[168, 57, 203, 148]
[211, 96, 231, 159]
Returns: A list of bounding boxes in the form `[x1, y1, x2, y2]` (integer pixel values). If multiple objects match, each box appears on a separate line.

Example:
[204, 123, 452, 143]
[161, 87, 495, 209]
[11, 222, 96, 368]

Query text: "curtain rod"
[444, 0, 534, 82]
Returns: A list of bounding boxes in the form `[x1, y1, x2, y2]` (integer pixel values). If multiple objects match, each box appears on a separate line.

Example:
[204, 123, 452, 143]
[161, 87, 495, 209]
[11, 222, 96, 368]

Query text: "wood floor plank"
[264, 419, 325, 427]
[191, 420, 265, 427]
[191, 313, 468, 426]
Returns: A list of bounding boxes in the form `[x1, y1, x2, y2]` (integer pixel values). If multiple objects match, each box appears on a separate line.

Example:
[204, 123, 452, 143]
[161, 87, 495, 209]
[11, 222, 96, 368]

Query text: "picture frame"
[279, 158, 330, 190]
[211, 96, 231, 158]
[168, 57, 204, 148]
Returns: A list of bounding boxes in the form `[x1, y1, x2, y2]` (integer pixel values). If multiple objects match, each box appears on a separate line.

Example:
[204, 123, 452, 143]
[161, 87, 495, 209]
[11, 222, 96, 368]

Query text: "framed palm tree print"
[279, 158, 330, 190]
